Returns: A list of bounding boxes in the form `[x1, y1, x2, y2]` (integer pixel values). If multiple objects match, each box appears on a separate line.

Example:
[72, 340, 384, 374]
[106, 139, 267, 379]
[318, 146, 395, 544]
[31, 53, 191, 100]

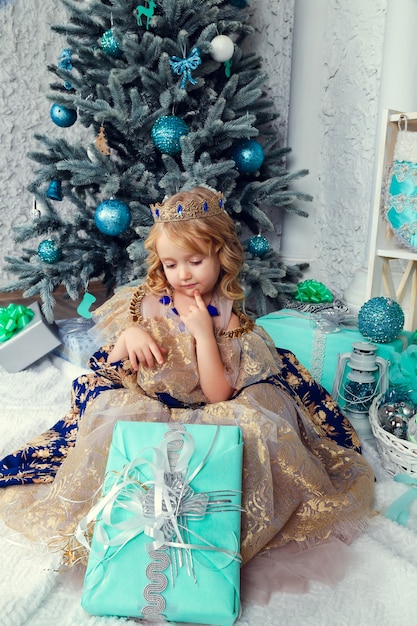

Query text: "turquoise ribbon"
[169, 47, 202, 88]
[384, 473, 417, 526]
[0, 304, 34, 343]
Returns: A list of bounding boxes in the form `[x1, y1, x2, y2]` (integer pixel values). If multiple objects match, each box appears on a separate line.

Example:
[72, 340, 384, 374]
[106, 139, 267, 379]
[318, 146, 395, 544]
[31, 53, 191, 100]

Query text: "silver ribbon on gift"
[269, 309, 357, 383]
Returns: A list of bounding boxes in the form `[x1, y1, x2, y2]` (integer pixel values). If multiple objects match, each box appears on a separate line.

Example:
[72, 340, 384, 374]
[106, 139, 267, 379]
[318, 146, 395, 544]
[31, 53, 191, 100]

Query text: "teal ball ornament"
[37, 239, 62, 264]
[50, 103, 77, 127]
[248, 234, 270, 258]
[151, 115, 189, 155]
[94, 199, 132, 236]
[232, 139, 264, 173]
[358, 296, 405, 343]
[99, 29, 121, 57]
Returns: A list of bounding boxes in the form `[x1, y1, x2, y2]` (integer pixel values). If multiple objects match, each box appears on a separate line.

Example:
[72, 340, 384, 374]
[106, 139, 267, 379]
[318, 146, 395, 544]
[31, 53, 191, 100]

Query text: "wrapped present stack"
[79, 421, 243, 625]
[257, 280, 415, 397]
[0, 302, 61, 373]
[53, 318, 101, 368]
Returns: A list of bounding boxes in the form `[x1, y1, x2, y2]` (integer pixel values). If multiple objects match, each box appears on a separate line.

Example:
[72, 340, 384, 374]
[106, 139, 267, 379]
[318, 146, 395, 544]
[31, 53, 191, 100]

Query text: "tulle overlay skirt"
[0, 302, 374, 599]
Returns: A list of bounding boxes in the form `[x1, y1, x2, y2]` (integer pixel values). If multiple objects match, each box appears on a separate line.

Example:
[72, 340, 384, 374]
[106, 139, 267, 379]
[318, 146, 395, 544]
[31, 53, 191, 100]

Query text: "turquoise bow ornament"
[169, 47, 201, 89]
[384, 473, 417, 526]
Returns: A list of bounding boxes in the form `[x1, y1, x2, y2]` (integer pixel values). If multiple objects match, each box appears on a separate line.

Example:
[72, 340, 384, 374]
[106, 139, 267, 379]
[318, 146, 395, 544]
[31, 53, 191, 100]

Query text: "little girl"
[0, 186, 374, 596]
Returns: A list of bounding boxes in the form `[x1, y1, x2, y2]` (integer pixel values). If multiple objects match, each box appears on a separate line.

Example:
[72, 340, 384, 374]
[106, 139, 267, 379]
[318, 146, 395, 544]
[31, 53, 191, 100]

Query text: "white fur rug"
[1, 354, 417, 626]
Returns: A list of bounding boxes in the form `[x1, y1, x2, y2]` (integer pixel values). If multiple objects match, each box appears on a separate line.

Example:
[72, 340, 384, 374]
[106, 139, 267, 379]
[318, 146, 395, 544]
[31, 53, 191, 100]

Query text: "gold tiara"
[150, 191, 225, 222]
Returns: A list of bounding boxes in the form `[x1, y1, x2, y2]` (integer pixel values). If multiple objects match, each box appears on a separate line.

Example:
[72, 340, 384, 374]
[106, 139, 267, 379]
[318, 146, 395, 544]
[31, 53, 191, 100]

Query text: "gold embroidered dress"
[0, 285, 374, 567]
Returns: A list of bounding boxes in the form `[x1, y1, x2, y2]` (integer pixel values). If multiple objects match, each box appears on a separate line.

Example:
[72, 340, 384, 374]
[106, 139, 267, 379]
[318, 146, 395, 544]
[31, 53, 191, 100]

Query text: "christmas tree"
[3, 0, 310, 322]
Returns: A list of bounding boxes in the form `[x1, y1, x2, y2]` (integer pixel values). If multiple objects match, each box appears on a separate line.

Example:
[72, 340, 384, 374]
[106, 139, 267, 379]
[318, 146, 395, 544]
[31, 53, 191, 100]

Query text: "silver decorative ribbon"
[268, 309, 357, 384]
[169, 47, 202, 88]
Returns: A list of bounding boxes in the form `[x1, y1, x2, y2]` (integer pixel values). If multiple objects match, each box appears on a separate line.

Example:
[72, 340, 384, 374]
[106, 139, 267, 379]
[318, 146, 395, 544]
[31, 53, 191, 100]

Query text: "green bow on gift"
[293, 279, 333, 303]
[0, 304, 34, 343]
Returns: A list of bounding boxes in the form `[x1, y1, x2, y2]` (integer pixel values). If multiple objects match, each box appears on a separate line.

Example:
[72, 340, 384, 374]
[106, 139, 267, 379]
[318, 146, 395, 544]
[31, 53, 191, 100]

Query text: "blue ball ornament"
[358, 296, 405, 343]
[99, 29, 121, 57]
[37, 239, 62, 264]
[50, 103, 77, 127]
[232, 139, 265, 174]
[94, 199, 132, 236]
[247, 234, 270, 258]
[151, 115, 189, 155]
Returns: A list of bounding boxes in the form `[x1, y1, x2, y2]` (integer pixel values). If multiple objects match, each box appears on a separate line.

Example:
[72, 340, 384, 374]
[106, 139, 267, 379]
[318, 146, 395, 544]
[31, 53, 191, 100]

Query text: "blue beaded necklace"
[159, 294, 219, 317]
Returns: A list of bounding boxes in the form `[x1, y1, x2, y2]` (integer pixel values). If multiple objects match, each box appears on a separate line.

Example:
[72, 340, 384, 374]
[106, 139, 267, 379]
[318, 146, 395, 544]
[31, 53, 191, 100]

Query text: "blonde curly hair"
[145, 187, 244, 302]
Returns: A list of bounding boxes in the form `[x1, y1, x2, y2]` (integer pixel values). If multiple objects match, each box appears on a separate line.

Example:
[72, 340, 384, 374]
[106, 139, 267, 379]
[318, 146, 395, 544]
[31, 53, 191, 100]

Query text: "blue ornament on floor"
[358, 296, 404, 343]
[50, 103, 77, 127]
[37, 239, 62, 264]
[247, 234, 270, 258]
[151, 115, 189, 155]
[94, 199, 132, 236]
[232, 139, 264, 173]
[100, 29, 121, 57]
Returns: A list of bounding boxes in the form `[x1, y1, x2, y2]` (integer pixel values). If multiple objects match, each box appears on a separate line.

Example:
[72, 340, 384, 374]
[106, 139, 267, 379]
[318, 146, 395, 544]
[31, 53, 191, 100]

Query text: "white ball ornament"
[210, 35, 234, 62]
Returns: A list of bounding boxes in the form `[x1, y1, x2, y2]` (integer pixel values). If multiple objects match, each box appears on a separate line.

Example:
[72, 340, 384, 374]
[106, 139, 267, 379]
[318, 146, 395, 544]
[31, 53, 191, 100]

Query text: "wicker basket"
[369, 395, 417, 475]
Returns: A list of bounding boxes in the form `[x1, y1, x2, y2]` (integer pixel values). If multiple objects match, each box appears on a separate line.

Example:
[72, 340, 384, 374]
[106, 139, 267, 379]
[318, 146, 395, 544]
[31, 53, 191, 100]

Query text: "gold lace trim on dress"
[129, 285, 254, 337]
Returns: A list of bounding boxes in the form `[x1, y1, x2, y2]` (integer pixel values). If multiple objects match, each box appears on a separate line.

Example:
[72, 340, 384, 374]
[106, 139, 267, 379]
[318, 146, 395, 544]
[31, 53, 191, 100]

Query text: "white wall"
[283, 0, 387, 303]
[0, 1, 69, 271]
[0, 0, 390, 306]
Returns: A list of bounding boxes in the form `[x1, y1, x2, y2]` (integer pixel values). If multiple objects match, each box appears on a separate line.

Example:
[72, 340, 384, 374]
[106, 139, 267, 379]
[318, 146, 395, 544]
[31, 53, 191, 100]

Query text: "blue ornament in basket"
[358, 297, 404, 343]
[407, 414, 417, 443]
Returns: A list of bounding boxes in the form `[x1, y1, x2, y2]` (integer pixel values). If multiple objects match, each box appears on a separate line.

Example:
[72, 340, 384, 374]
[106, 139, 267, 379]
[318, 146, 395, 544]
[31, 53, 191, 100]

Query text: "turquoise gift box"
[81, 421, 243, 626]
[256, 309, 414, 394]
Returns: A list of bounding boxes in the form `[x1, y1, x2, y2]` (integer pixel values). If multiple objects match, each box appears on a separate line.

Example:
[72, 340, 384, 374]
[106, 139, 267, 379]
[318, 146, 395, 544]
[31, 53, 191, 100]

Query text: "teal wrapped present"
[80, 422, 243, 625]
[257, 309, 414, 394]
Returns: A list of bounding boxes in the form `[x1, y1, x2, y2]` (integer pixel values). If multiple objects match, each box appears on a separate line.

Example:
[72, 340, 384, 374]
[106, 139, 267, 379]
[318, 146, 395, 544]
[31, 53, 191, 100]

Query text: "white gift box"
[0, 301, 61, 373]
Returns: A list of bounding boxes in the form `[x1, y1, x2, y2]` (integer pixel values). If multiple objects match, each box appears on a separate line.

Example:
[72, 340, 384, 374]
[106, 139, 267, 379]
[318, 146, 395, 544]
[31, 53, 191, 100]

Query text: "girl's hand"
[107, 326, 167, 369]
[179, 291, 215, 340]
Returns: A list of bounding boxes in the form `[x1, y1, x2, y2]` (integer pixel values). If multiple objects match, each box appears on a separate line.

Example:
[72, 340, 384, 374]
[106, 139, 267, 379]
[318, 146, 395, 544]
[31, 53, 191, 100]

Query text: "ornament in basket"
[369, 391, 417, 476]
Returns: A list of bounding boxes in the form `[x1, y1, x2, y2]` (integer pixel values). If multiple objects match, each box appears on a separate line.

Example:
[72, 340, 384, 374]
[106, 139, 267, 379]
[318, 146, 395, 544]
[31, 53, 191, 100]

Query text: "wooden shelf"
[367, 108, 417, 330]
